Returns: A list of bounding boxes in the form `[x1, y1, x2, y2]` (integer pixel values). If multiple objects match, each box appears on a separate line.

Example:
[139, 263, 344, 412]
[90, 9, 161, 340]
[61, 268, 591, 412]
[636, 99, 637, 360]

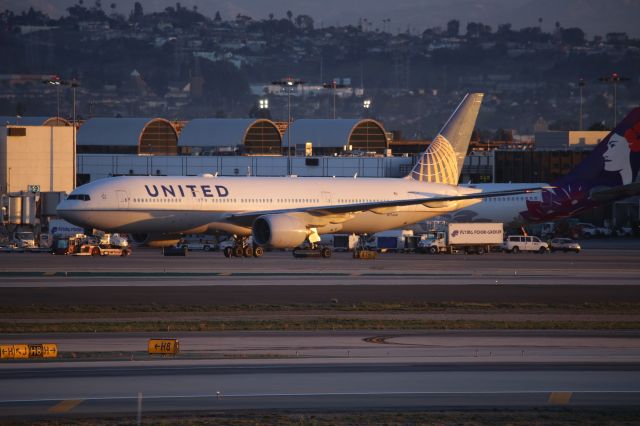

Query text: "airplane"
[57, 92, 544, 258]
[430, 107, 640, 225]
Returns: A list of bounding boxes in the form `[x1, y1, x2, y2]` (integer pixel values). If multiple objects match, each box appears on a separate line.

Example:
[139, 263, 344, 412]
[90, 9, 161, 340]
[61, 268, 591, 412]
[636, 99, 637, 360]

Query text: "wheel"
[203, 245, 211, 251]
[223, 247, 233, 258]
[429, 246, 438, 255]
[233, 246, 244, 257]
[121, 249, 130, 257]
[511, 246, 520, 254]
[538, 247, 547, 254]
[575, 249, 580, 253]
[91, 247, 100, 256]
[477, 246, 485, 255]
[253, 246, 264, 257]
[321, 247, 332, 258]
[243, 245, 254, 257]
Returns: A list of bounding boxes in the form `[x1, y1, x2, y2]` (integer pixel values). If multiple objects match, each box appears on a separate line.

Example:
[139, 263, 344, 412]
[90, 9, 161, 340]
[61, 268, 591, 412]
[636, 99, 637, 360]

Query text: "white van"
[501, 235, 548, 253]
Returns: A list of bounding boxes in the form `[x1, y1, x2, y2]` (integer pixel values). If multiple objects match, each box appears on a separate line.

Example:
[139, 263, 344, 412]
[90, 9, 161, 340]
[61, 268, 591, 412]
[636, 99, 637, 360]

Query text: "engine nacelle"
[252, 214, 308, 249]
[130, 233, 181, 248]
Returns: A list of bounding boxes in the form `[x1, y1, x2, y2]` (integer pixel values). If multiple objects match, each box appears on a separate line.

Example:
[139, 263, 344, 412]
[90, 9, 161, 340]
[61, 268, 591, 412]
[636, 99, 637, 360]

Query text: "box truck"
[418, 223, 503, 254]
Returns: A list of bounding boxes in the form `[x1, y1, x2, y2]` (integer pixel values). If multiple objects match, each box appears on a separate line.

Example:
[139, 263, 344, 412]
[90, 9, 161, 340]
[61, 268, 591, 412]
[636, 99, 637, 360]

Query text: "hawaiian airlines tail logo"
[522, 107, 640, 222]
[409, 134, 459, 184]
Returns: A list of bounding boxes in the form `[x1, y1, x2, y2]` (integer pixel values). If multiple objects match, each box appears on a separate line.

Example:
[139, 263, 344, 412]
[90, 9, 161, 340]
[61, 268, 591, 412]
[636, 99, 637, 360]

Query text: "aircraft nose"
[56, 200, 85, 227]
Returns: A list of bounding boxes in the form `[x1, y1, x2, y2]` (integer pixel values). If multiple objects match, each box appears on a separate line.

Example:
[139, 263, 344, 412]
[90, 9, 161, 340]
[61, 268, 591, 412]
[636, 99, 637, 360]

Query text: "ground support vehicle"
[332, 234, 359, 252]
[502, 235, 549, 253]
[52, 234, 131, 256]
[365, 230, 418, 253]
[12, 231, 36, 249]
[419, 223, 503, 254]
[352, 249, 377, 259]
[292, 247, 332, 258]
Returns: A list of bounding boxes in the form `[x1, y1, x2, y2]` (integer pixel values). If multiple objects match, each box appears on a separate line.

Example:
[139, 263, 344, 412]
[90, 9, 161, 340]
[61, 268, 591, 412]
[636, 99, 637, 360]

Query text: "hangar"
[282, 119, 388, 156]
[178, 118, 281, 155]
[76, 117, 178, 155]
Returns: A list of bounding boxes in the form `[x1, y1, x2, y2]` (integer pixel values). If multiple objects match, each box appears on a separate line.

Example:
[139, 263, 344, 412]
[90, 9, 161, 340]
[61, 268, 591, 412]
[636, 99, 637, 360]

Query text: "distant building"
[535, 131, 609, 150]
[1, 124, 74, 194]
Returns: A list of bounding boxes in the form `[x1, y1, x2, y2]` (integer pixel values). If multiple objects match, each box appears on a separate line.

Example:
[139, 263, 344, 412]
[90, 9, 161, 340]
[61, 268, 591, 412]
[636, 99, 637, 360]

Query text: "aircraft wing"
[225, 186, 546, 227]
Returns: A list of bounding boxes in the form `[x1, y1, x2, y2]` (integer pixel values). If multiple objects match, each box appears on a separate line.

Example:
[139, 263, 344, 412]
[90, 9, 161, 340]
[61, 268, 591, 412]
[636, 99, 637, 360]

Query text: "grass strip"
[2, 301, 640, 314]
[7, 408, 640, 426]
[1, 319, 639, 333]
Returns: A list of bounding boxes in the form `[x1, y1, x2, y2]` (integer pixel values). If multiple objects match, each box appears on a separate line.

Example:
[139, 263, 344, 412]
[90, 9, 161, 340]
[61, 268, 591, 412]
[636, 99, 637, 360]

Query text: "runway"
[1, 361, 639, 416]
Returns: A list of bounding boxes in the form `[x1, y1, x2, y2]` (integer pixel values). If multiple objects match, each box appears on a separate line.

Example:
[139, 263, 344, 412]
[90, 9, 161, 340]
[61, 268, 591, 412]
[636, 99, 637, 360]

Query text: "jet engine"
[130, 233, 181, 248]
[252, 214, 308, 248]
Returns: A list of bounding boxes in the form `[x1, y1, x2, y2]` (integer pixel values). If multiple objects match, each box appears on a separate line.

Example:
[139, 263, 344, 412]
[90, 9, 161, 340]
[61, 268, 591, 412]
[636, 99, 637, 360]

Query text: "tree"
[130, 1, 143, 22]
[560, 27, 585, 45]
[588, 121, 609, 131]
[214, 11, 222, 22]
[286, 10, 293, 21]
[446, 19, 459, 37]
[295, 14, 314, 30]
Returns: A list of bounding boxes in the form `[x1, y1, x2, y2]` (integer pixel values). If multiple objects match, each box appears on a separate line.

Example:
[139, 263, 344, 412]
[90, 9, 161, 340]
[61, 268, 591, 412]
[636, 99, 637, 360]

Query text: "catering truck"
[418, 223, 504, 254]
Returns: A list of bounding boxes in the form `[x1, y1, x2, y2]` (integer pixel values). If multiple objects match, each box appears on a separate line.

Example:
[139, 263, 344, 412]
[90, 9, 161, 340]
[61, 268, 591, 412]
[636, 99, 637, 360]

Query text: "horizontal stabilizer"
[590, 182, 640, 203]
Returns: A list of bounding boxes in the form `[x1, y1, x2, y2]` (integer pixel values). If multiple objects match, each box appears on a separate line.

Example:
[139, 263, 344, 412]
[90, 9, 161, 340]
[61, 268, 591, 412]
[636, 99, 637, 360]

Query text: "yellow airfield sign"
[148, 339, 180, 355]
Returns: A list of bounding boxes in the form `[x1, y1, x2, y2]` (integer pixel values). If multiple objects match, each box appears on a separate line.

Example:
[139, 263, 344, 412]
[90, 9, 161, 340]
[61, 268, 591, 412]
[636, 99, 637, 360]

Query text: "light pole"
[46, 75, 62, 121]
[46, 76, 80, 187]
[363, 99, 371, 118]
[323, 80, 347, 119]
[578, 78, 585, 130]
[68, 79, 79, 188]
[599, 72, 629, 127]
[272, 77, 303, 175]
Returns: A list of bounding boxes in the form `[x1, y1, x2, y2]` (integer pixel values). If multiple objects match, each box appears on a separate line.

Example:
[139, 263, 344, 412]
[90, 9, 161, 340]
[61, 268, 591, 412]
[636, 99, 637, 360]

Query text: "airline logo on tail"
[409, 134, 459, 183]
[522, 107, 640, 222]
[408, 93, 484, 185]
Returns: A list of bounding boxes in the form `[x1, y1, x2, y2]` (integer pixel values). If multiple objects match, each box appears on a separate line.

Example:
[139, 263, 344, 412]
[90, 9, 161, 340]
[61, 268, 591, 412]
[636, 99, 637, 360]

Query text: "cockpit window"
[67, 194, 91, 201]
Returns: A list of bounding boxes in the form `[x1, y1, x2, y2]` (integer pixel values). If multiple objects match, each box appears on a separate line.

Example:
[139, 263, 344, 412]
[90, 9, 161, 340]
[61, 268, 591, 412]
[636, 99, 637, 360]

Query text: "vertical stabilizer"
[408, 93, 484, 184]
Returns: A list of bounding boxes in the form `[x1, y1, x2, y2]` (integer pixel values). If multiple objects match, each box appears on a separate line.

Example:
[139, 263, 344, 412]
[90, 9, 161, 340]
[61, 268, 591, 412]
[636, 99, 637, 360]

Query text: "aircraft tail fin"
[407, 93, 484, 184]
[554, 107, 640, 188]
[521, 107, 640, 222]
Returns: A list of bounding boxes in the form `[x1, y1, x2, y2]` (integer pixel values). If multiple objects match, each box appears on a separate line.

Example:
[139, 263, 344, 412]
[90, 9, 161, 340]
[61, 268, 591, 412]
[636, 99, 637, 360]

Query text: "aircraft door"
[116, 190, 129, 209]
[321, 191, 332, 205]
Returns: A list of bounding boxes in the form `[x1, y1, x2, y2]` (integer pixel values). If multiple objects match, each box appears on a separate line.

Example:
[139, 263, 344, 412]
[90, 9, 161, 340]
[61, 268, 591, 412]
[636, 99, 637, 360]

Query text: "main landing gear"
[223, 236, 264, 258]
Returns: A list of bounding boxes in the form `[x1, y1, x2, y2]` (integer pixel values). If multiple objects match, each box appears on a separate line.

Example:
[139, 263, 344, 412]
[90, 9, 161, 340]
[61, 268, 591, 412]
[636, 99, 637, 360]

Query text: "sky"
[5, 0, 640, 38]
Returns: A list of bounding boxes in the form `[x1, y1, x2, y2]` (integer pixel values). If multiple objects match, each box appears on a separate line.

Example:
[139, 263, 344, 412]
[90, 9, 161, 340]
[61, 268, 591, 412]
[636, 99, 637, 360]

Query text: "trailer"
[332, 234, 359, 252]
[365, 230, 417, 253]
[418, 223, 503, 254]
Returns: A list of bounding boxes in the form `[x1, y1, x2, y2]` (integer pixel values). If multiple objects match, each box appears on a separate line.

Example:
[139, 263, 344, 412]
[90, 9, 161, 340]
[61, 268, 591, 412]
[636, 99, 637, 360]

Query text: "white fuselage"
[440, 183, 546, 223]
[57, 175, 481, 237]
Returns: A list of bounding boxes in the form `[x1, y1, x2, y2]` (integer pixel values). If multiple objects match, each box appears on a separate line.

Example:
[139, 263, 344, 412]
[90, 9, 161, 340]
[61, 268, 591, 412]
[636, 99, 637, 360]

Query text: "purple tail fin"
[555, 107, 640, 188]
[522, 107, 640, 222]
